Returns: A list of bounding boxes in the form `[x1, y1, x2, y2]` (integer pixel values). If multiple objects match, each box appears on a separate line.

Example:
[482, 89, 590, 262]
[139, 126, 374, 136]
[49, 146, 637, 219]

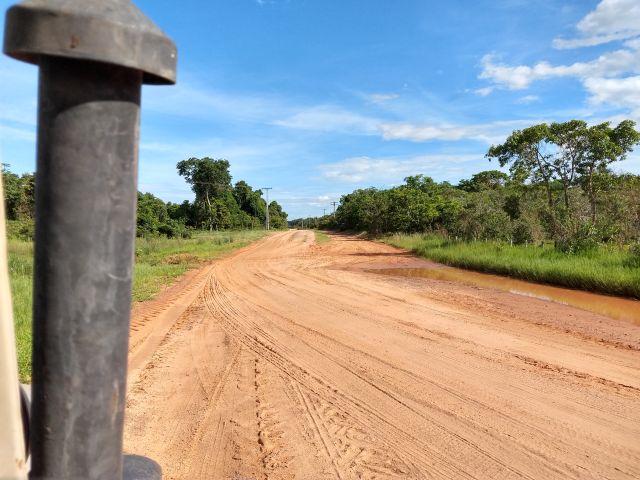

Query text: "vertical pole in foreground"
[3, 1, 176, 479]
[263, 187, 272, 230]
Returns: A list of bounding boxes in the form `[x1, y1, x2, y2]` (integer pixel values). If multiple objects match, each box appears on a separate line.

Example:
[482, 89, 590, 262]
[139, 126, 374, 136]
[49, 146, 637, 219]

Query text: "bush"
[556, 223, 600, 254]
[512, 220, 533, 245]
[6, 220, 34, 241]
[158, 219, 191, 239]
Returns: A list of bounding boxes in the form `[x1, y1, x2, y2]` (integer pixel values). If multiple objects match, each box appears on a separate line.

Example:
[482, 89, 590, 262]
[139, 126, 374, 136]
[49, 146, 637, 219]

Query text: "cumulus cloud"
[583, 76, 640, 109]
[553, 0, 640, 49]
[479, 43, 640, 90]
[477, 5, 640, 116]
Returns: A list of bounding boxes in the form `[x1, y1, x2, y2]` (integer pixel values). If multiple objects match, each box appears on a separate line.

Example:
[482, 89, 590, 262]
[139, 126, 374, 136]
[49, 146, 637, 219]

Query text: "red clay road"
[123, 230, 640, 480]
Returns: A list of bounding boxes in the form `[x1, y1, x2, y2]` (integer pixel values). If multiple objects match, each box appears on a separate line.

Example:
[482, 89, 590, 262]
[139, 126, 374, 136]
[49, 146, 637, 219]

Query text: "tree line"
[2, 157, 288, 239]
[293, 120, 640, 253]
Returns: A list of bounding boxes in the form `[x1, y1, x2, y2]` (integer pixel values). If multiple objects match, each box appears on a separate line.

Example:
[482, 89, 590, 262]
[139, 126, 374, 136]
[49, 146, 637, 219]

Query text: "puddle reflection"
[370, 267, 640, 326]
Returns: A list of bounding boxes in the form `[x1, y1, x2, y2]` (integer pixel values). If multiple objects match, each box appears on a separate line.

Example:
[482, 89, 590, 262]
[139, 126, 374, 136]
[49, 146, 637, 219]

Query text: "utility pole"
[323, 208, 327, 216]
[331, 201, 338, 214]
[262, 187, 272, 230]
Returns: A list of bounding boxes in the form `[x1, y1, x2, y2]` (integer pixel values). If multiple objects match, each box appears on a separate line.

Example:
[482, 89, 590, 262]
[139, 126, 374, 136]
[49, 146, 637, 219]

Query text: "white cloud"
[145, 80, 533, 147]
[553, 31, 636, 49]
[474, 87, 494, 97]
[516, 95, 540, 104]
[583, 75, 640, 109]
[380, 123, 471, 142]
[273, 106, 380, 134]
[478, 24, 640, 116]
[379, 119, 532, 145]
[366, 93, 399, 104]
[553, 0, 640, 49]
[479, 43, 640, 91]
[320, 154, 481, 184]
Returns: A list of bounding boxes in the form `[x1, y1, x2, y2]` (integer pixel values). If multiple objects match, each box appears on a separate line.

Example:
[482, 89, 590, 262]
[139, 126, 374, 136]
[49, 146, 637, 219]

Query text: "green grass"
[314, 230, 331, 244]
[7, 239, 33, 383]
[382, 233, 640, 299]
[8, 230, 267, 382]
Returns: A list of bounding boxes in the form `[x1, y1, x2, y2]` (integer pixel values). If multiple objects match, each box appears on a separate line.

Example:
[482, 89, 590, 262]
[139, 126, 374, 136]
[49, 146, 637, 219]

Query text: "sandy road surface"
[124, 230, 640, 480]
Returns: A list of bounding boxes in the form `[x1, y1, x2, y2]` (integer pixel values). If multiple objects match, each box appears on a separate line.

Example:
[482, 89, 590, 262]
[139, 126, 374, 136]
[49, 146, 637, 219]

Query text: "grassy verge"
[314, 230, 331, 244]
[7, 239, 33, 383]
[132, 230, 266, 301]
[8, 230, 267, 382]
[382, 233, 640, 299]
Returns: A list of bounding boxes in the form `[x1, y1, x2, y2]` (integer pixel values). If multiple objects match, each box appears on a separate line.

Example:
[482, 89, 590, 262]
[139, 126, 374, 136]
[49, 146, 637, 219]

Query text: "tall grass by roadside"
[8, 230, 267, 382]
[382, 233, 640, 299]
[7, 239, 33, 383]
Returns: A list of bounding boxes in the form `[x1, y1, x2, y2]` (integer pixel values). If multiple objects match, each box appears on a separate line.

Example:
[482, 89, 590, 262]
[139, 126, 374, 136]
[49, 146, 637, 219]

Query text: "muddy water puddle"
[370, 266, 640, 326]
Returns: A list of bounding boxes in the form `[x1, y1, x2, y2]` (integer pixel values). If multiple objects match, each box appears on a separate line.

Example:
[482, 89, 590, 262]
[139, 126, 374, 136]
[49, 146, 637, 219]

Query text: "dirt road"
[124, 231, 640, 480]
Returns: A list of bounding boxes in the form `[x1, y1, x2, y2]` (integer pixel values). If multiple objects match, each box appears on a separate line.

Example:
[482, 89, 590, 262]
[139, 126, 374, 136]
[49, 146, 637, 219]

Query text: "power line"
[262, 187, 272, 230]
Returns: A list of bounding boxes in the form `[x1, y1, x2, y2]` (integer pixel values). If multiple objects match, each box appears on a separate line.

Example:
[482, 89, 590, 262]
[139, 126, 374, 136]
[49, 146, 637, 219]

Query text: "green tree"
[1, 165, 35, 221]
[547, 120, 588, 210]
[458, 170, 509, 192]
[233, 180, 266, 220]
[487, 124, 555, 209]
[267, 201, 288, 229]
[177, 157, 233, 210]
[579, 120, 640, 222]
[137, 192, 169, 237]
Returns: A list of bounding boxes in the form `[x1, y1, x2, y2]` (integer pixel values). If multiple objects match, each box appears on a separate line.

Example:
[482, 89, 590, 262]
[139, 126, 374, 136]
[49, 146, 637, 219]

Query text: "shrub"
[512, 220, 533, 245]
[556, 223, 600, 254]
[158, 219, 190, 239]
[6, 220, 34, 241]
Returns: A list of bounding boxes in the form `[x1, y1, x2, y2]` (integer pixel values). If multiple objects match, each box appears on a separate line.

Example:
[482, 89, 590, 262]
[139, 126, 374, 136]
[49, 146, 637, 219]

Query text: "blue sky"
[1, 0, 640, 219]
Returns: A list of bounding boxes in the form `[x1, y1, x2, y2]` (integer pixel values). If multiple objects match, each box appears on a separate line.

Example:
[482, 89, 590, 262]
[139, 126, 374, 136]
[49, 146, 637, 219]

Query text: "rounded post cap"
[3, 0, 176, 85]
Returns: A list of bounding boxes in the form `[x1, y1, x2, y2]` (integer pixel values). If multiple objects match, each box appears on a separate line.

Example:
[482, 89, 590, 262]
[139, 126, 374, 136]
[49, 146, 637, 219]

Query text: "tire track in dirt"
[199, 265, 542, 479]
[124, 230, 640, 479]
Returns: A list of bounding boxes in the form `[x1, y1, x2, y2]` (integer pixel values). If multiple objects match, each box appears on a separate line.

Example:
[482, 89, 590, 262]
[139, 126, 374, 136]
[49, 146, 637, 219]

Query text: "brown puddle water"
[370, 266, 640, 326]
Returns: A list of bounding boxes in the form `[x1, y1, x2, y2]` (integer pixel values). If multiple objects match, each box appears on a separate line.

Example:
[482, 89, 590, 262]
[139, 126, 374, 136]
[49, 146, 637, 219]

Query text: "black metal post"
[3, 1, 176, 479]
[30, 57, 142, 480]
